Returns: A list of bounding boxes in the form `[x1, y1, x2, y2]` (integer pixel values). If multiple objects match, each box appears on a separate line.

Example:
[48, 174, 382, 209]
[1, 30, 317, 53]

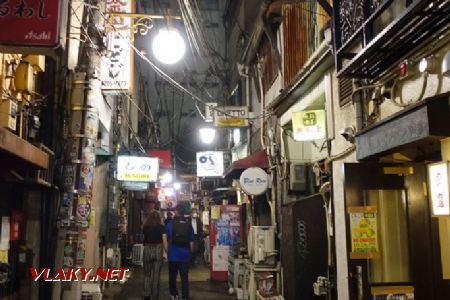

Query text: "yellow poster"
[348, 206, 380, 259]
[0, 250, 8, 263]
[211, 206, 221, 220]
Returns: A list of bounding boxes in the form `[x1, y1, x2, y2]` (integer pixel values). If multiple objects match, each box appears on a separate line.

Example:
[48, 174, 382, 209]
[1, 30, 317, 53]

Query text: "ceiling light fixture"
[199, 127, 216, 144]
[152, 28, 186, 64]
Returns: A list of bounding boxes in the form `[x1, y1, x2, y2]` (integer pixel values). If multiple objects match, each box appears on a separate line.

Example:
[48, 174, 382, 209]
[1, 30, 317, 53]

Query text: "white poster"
[101, 0, 133, 91]
[205, 103, 218, 122]
[196, 151, 224, 177]
[212, 246, 229, 271]
[0, 217, 10, 250]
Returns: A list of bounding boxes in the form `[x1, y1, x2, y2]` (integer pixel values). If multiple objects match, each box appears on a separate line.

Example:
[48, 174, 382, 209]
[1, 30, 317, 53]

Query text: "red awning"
[224, 150, 269, 179]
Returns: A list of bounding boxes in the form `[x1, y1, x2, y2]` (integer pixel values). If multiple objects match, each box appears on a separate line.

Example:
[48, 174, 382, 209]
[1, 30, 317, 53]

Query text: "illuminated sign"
[196, 151, 224, 177]
[117, 156, 159, 182]
[213, 106, 249, 127]
[427, 162, 450, 216]
[101, 0, 133, 91]
[292, 110, 326, 141]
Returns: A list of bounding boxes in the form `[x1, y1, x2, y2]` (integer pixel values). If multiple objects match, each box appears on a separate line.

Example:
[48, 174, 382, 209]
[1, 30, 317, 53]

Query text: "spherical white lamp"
[152, 28, 186, 64]
[199, 127, 216, 144]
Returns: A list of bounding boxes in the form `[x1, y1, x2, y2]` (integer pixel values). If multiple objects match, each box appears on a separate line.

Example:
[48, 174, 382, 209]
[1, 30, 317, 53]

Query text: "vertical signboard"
[101, 0, 133, 91]
[205, 103, 218, 122]
[0, 0, 61, 46]
[427, 162, 450, 216]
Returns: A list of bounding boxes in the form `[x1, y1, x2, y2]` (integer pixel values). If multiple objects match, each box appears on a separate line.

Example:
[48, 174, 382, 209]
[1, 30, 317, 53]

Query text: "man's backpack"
[171, 216, 191, 247]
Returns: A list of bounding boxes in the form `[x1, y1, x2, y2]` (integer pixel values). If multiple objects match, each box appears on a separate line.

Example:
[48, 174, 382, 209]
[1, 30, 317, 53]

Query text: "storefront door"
[344, 162, 450, 300]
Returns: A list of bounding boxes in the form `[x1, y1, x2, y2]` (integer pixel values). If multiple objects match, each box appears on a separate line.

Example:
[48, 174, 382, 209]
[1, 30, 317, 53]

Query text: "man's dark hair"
[176, 204, 184, 216]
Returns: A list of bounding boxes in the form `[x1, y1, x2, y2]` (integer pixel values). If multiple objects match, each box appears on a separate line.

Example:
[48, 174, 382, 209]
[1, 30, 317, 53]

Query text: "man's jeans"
[169, 261, 190, 299]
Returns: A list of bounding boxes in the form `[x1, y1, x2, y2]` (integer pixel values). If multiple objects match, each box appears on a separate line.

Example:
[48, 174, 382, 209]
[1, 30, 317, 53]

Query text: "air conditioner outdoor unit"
[289, 163, 308, 192]
[248, 226, 277, 265]
[132, 244, 144, 266]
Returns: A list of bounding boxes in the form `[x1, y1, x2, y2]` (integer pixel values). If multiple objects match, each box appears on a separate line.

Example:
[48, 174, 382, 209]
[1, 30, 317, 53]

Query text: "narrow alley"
[105, 264, 233, 300]
[1, 1, 450, 300]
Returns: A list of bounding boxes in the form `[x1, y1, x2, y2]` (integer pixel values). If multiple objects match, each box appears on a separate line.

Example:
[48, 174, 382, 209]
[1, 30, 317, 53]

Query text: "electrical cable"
[88, 3, 273, 121]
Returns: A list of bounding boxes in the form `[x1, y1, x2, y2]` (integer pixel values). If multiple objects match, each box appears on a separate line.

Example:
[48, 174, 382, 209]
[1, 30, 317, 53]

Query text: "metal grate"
[338, 77, 353, 106]
[132, 244, 144, 266]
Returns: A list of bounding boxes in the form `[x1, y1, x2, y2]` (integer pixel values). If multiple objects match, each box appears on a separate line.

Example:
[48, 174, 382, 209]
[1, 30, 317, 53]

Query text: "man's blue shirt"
[166, 219, 194, 262]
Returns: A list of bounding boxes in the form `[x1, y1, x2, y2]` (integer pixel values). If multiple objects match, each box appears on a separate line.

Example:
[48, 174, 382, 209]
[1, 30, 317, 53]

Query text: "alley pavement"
[103, 262, 234, 300]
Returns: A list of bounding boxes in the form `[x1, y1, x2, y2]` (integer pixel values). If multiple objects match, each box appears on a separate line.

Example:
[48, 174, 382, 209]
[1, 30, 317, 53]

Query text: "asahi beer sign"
[0, 0, 62, 46]
[101, 0, 133, 91]
[214, 106, 249, 127]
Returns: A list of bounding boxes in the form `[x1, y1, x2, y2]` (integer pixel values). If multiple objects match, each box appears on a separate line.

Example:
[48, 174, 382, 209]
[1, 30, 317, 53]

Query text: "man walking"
[166, 202, 194, 300]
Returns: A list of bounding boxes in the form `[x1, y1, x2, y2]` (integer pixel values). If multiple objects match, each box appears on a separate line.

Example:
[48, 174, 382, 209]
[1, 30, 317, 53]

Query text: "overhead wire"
[87, 2, 273, 121]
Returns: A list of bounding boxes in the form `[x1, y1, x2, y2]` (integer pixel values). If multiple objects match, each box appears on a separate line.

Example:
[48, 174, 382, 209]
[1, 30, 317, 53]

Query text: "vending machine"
[209, 205, 242, 281]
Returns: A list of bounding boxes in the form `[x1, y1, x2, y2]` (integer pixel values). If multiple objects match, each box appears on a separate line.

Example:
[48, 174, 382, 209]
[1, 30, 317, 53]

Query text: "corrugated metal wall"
[283, 1, 331, 87]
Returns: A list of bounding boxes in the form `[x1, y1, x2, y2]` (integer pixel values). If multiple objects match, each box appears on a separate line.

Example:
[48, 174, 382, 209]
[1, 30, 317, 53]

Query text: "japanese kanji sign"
[0, 0, 61, 46]
[292, 109, 326, 141]
[101, 0, 133, 91]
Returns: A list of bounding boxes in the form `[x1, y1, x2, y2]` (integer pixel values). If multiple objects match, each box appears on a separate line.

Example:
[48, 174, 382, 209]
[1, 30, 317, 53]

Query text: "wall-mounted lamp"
[340, 126, 356, 144]
[418, 56, 437, 74]
[442, 49, 450, 77]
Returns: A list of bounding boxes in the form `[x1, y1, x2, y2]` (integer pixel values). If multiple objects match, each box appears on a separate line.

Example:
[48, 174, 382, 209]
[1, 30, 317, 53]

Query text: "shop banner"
[0, 0, 61, 47]
[213, 106, 249, 127]
[292, 110, 326, 141]
[348, 206, 380, 259]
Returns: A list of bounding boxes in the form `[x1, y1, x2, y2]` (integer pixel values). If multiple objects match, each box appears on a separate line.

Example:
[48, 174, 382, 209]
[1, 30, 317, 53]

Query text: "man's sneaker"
[170, 295, 178, 300]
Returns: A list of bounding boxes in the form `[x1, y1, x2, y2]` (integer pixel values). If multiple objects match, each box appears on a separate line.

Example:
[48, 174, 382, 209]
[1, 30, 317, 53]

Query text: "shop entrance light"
[152, 28, 186, 64]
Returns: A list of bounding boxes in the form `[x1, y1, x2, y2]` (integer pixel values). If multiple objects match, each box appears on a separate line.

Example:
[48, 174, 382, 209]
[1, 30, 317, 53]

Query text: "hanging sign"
[147, 150, 172, 169]
[0, 0, 62, 47]
[117, 156, 159, 182]
[101, 0, 133, 91]
[427, 162, 450, 216]
[196, 151, 224, 177]
[239, 167, 269, 196]
[213, 106, 249, 127]
[348, 206, 380, 259]
[292, 110, 326, 141]
[205, 102, 218, 122]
